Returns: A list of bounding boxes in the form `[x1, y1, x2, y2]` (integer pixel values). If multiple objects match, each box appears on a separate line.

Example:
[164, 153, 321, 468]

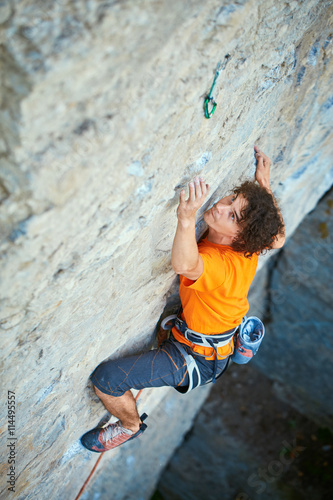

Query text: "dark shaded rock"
[254, 188, 333, 428]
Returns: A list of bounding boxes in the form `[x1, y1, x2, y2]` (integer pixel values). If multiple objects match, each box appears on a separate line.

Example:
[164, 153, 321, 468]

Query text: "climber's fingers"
[254, 146, 271, 188]
[177, 177, 209, 220]
[254, 145, 271, 166]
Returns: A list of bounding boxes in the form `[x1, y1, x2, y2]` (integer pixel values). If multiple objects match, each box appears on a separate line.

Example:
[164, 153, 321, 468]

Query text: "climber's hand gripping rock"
[171, 177, 209, 281]
[254, 145, 271, 190]
[177, 177, 209, 224]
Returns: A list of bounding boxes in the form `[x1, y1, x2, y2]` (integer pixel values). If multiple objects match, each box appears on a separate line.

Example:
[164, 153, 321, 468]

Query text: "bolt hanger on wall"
[204, 54, 231, 119]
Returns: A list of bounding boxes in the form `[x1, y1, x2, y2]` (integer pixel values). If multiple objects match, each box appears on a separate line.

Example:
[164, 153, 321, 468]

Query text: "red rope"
[74, 389, 144, 500]
[135, 389, 143, 401]
[74, 453, 104, 500]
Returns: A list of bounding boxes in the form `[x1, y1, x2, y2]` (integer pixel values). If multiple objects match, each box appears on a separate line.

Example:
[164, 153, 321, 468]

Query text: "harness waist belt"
[175, 317, 236, 349]
[161, 315, 236, 387]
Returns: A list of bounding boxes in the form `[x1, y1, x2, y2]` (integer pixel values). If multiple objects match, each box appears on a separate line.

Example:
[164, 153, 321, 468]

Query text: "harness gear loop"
[204, 54, 231, 119]
[161, 314, 178, 331]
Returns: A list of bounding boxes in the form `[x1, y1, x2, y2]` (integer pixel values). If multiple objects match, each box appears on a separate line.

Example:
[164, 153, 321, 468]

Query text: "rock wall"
[1, 1, 333, 499]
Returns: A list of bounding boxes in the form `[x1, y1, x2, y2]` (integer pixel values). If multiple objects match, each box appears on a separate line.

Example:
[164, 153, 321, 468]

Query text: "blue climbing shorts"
[90, 337, 229, 397]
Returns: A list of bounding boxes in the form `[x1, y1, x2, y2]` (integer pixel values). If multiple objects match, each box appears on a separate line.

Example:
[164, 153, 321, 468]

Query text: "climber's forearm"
[266, 186, 284, 228]
[171, 178, 208, 279]
[266, 185, 285, 248]
[254, 146, 285, 248]
[171, 218, 203, 279]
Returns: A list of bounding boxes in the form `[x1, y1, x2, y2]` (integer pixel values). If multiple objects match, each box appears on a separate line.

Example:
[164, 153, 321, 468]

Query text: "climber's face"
[204, 193, 246, 243]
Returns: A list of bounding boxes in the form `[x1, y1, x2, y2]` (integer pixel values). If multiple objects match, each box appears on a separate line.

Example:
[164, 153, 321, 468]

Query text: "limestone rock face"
[0, 1, 332, 498]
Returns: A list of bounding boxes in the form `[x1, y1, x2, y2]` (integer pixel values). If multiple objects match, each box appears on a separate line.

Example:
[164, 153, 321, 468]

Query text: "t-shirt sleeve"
[180, 247, 227, 292]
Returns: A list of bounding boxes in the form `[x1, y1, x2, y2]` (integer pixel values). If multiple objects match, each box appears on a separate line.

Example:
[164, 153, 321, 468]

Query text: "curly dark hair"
[231, 181, 284, 257]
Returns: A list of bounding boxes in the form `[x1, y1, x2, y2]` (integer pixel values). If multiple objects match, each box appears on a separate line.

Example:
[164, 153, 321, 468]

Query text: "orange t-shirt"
[172, 238, 258, 360]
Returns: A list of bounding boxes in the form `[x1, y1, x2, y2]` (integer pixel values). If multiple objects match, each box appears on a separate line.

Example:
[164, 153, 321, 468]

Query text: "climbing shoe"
[80, 413, 148, 453]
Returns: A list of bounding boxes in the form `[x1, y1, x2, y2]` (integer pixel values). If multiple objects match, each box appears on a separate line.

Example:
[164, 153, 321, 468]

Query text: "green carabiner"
[204, 55, 231, 119]
[204, 96, 217, 119]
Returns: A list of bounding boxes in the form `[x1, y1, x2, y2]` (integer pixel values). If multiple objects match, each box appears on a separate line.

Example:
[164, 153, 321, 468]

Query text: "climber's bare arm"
[254, 146, 285, 249]
[171, 177, 209, 280]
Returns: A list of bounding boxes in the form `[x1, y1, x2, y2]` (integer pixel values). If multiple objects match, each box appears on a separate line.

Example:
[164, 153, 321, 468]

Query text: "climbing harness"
[174, 316, 236, 386]
[231, 316, 265, 364]
[204, 54, 231, 119]
[161, 314, 236, 390]
[161, 313, 265, 389]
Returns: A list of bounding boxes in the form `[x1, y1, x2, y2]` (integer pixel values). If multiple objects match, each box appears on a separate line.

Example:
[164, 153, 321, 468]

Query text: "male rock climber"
[81, 146, 285, 453]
